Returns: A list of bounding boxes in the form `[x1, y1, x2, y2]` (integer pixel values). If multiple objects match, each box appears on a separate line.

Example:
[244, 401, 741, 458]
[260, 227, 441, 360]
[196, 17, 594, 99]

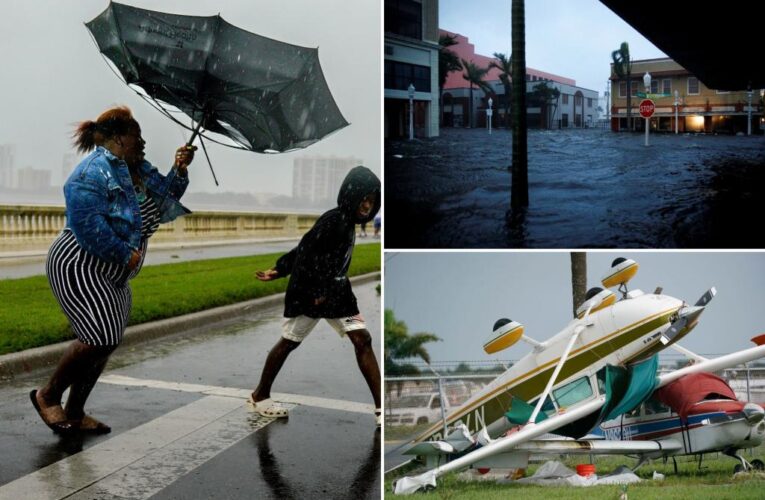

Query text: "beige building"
[384, 0, 440, 138]
[610, 58, 763, 134]
[292, 156, 362, 205]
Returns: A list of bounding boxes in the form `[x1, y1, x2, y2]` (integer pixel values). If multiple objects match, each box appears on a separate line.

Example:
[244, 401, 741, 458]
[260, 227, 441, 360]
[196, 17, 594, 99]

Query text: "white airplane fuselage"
[418, 292, 689, 442]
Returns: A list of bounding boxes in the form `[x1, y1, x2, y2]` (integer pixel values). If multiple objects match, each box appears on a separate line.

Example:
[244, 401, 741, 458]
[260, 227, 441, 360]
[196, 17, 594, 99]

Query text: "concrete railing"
[0, 205, 319, 254]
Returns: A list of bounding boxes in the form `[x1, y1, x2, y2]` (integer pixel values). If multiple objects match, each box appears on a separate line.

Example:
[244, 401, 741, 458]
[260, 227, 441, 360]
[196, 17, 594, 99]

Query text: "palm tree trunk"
[626, 74, 632, 131]
[571, 252, 587, 317]
[469, 84, 474, 128]
[511, 0, 528, 208]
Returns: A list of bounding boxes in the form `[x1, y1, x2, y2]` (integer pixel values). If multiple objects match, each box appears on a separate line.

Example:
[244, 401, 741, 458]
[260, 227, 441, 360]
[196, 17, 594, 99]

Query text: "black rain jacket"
[274, 166, 381, 318]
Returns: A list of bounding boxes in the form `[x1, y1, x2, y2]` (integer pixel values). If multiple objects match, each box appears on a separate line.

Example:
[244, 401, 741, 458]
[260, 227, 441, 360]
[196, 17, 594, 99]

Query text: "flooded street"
[385, 128, 765, 248]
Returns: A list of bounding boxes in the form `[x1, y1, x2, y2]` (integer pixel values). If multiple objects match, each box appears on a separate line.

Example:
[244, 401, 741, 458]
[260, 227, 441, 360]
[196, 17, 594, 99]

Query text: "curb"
[0, 272, 380, 379]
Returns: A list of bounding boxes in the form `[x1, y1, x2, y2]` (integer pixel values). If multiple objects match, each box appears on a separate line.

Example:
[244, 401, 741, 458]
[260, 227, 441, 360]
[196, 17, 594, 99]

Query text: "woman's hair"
[72, 106, 138, 153]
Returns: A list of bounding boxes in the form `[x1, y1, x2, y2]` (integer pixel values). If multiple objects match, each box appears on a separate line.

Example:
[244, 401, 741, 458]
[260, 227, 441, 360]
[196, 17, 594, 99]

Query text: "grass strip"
[0, 243, 380, 355]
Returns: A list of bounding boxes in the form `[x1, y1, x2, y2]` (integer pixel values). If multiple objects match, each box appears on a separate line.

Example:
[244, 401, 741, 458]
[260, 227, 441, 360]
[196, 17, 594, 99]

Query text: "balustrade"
[0, 205, 319, 253]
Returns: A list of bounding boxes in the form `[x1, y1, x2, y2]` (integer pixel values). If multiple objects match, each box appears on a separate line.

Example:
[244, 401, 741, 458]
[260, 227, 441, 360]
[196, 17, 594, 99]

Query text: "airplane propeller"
[660, 287, 716, 345]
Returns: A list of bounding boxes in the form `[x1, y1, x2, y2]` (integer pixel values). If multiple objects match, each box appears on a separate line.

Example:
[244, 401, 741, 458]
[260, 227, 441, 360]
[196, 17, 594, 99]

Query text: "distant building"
[292, 156, 362, 205]
[610, 57, 764, 134]
[61, 153, 79, 185]
[384, 0, 440, 138]
[0, 144, 16, 189]
[439, 30, 598, 129]
[16, 166, 51, 191]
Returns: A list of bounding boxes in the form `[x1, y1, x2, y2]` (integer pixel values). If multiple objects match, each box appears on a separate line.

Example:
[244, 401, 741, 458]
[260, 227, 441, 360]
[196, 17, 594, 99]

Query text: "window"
[688, 77, 699, 95]
[384, 0, 422, 39]
[384, 60, 431, 92]
[630, 83, 638, 97]
[575, 95, 582, 106]
[430, 396, 441, 409]
[644, 398, 669, 415]
[619, 81, 627, 98]
[525, 74, 531, 81]
[662, 79, 671, 95]
[562, 93, 569, 104]
[553, 376, 593, 408]
[650, 80, 659, 94]
[587, 97, 592, 107]
[529, 396, 557, 417]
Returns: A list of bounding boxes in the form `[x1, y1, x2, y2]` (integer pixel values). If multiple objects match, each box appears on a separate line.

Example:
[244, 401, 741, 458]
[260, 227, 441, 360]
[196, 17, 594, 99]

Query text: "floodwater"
[385, 128, 765, 248]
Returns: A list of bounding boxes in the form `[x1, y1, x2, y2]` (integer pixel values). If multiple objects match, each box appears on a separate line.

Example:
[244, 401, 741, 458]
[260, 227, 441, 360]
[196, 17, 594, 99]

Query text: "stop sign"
[639, 99, 655, 118]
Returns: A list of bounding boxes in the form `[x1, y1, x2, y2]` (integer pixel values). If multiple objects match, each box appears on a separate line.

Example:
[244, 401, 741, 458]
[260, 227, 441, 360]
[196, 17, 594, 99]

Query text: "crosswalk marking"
[0, 377, 374, 500]
[99, 373, 375, 414]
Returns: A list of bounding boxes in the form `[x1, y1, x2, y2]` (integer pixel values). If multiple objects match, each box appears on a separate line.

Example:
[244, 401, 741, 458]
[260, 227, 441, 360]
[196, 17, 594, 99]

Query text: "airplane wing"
[393, 395, 607, 494]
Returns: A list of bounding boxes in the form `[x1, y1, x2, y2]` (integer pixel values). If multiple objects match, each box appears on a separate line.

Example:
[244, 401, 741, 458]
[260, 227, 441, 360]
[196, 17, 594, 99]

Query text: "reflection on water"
[386, 128, 765, 248]
[253, 420, 380, 500]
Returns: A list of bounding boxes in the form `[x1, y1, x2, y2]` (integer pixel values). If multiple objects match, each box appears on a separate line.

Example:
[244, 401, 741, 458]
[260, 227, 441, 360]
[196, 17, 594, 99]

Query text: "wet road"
[386, 128, 765, 248]
[0, 281, 381, 499]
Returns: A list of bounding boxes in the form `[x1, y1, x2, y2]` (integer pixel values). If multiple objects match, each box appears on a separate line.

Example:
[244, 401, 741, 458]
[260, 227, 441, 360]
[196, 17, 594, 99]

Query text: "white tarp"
[456, 461, 642, 487]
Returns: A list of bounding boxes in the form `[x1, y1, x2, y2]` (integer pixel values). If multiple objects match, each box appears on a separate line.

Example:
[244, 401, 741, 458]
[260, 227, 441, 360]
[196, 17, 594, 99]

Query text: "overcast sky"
[384, 252, 765, 362]
[0, 0, 379, 197]
[440, 0, 667, 93]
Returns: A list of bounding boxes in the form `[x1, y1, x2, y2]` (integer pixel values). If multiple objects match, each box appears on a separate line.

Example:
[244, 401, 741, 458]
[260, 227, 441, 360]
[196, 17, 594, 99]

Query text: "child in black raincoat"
[251, 166, 382, 425]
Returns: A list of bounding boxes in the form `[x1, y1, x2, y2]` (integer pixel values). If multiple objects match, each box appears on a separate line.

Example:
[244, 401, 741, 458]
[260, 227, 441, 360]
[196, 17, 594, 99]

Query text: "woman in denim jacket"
[31, 106, 195, 435]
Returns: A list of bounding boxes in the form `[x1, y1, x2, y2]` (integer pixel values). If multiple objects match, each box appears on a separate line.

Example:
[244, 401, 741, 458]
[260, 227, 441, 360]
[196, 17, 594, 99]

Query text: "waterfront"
[385, 128, 765, 248]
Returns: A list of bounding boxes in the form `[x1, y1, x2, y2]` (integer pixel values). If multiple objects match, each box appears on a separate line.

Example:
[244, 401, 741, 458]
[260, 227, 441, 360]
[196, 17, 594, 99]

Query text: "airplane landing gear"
[724, 448, 756, 474]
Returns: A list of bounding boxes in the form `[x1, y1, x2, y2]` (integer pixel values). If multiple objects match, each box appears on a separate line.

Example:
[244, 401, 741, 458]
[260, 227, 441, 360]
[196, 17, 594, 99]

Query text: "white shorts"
[282, 314, 366, 343]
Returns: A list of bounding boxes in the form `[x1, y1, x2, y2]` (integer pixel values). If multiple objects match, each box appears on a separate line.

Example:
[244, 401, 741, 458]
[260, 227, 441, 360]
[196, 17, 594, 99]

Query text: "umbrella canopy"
[85, 2, 349, 154]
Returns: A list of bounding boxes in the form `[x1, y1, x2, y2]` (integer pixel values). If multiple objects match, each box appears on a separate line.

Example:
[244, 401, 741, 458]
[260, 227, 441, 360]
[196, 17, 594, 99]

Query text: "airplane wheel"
[752, 459, 764, 471]
[733, 463, 745, 474]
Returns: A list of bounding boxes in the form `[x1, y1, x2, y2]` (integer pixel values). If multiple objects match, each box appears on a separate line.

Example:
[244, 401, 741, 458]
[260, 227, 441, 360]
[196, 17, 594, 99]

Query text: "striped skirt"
[46, 196, 158, 346]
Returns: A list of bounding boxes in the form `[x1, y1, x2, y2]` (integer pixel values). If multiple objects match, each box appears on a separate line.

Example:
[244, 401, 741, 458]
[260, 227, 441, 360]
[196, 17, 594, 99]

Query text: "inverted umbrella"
[85, 1, 349, 183]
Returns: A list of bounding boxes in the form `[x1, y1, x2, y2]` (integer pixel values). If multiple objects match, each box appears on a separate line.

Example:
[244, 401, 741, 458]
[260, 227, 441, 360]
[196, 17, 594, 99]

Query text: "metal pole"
[408, 98, 414, 141]
[747, 90, 753, 136]
[645, 117, 649, 146]
[437, 376, 448, 437]
[674, 90, 679, 134]
[746, 362, 751, 402]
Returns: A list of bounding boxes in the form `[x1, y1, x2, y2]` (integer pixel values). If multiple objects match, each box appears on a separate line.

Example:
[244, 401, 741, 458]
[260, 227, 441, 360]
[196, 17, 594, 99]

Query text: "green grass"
[384, 445, 765, 499]
[0, 243, 380, 355]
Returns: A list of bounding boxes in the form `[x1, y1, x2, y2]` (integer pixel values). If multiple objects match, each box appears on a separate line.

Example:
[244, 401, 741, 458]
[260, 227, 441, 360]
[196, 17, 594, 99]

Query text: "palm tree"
[611, 42, 632, 132]
[489, 52, 512, 128]
[511, 0, 528, 209]
[529, 81, 560, 129]
[570, 252, 587, 318]
[384, 309, 441, 375]
[461, 59, 492, 128]
[439, 34, 463, 126]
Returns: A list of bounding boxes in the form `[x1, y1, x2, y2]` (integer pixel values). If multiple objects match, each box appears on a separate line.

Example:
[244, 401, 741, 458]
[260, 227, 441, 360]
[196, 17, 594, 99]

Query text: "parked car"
[386, 392, 451, 426]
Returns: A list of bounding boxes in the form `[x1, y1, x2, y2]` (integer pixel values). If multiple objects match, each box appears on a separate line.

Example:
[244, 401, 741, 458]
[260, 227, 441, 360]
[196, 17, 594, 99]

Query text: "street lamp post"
[408, 83, 415, 140]
[674, 89, 679, 134]
[487, 97, 493, 135]
[747, 88, 753, 136]
[643, 72, 652, 146]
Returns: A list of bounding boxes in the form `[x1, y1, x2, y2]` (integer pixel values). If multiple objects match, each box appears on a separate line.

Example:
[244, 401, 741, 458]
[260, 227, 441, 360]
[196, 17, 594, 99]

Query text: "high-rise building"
[61, 152, 79, 185]
[292, 156, 362, 205]
[16, 166, 51, 191]
[0, 144, 16, 189]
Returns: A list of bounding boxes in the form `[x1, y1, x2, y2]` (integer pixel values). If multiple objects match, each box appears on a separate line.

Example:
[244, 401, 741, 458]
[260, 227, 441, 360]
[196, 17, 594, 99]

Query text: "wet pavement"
[386, 128, 765, 248]
[0, 280, 381, 499]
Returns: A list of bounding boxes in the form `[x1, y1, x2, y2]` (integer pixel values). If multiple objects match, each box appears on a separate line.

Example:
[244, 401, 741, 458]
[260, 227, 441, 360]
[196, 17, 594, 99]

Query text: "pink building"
[441, 30, 575, 90]
[440, 30, 576, 128]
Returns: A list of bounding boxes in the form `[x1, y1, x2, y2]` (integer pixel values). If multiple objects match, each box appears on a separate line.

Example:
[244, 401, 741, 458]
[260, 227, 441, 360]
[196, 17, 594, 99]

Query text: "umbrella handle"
[187, 121, 204, 147]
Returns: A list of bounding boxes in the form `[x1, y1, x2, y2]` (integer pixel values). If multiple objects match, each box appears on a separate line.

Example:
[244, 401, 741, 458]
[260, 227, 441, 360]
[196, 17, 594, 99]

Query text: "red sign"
[639, 99, 655, 118]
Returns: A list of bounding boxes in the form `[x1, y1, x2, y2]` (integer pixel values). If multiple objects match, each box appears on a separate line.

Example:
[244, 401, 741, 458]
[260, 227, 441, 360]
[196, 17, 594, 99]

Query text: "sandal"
[248, 396, 289, 418]
[375, 408, 382, 428]
[29, 390, 76, 435]
[76, 414, 111, 435]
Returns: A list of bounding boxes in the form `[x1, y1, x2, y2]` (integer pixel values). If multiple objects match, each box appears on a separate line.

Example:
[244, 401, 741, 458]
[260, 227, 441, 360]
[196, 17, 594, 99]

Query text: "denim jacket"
[63, 146, 190, 266]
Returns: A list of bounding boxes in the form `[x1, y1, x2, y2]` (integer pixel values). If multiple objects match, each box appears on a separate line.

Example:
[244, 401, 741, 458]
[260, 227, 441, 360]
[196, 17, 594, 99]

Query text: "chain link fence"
[384, 359, 765, 441]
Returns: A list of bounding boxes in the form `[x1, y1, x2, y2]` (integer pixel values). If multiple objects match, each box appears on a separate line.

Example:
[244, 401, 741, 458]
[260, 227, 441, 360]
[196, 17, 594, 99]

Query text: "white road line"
[99, 373, 375, 414]
[0, 396, 245, 500]
[67, 405, 273, 500]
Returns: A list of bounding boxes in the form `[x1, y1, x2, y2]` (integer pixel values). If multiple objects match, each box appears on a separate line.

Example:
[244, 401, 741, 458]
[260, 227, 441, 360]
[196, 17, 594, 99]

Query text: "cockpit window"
[553, 376, 593, 408]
